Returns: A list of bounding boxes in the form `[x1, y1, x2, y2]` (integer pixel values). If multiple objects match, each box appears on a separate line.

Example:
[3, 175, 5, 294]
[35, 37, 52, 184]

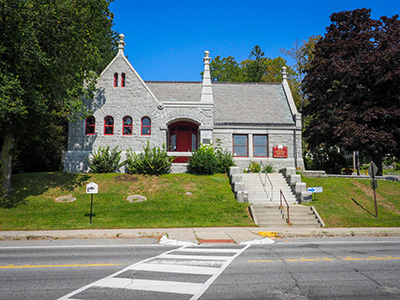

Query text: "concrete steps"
[250, 204, 287, 227]
[251, 204, 322, 228]
[242, 173, 296, 204]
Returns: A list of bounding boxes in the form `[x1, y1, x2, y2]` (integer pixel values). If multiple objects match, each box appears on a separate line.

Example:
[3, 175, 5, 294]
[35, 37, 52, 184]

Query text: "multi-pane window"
[113, 73, 118, 87]
[121, 73, 126, 87]
[85, 116, 95, 135]
[233, 134, 248, 157]
[141, 117, 151, 135]
[104, 116, 114, 135]
[122, 116, 132, 135]
[191, 133, 197, 151]
[253, 135, 268, 157]
[170, 133, 176, 151]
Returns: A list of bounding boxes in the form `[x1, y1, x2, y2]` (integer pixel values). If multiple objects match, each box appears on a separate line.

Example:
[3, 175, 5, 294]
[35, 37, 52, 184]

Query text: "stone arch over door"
[168, 120, 199, 163]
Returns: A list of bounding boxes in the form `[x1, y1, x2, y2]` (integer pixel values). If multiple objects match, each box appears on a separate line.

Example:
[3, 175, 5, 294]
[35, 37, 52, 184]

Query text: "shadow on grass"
[351, 198, 375, 217]
[1, 172, 91, 209]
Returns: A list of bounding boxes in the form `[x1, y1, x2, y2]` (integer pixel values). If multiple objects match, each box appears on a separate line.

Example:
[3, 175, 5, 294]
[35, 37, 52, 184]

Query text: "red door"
[169, 122, 198, 163]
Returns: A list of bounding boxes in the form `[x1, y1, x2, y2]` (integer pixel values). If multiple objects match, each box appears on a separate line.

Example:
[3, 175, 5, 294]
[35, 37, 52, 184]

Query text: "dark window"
[233, 134, 248, 157]
[141, 117, 151, 135]
[123, 116, 132, 135]
[253, 135, 268, 157]
[121, 73, 126, 87]
[114, 73, 118, 87]
[85, 116, 95, 135]
[104, 116, 114, 135]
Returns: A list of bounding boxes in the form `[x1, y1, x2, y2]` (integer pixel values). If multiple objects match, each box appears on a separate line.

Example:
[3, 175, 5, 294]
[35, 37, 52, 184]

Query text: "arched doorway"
[168, 121, 199, 163]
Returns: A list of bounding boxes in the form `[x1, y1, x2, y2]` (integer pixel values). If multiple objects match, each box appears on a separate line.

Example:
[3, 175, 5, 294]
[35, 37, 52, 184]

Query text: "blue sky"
[109, 0, 399, 81]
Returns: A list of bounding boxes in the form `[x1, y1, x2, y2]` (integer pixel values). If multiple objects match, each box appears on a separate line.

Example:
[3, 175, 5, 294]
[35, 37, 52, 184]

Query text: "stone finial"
[201, 50, 213, 103]
[118, 33, 125, 53]
[204, 50, 210, 62]
[282, 66, 287, 81]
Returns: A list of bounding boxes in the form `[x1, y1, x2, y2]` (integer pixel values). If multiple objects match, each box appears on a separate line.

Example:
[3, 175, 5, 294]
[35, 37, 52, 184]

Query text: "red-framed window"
[122, 116, 132, 135]
[113, 73, 118, 87]
[141, 117, 151, 135]
[104, 116, 114, 135]
[121, 73, 126, 87]
[233, 134, 248, 157]
[85, 116, 95, 135]
[253, 135, 268, 157]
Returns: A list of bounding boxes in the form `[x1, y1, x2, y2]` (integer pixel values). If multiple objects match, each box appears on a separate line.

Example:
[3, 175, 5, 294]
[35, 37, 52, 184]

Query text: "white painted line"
[129, 263, 218, 275]
[158, 254, 232, 260]
[159, 235, 197, 246]
[94, 278, 204, 295]
[94, 277, 131, 288]
[178, 248, 241, 253]
[240, 238, 275, 245]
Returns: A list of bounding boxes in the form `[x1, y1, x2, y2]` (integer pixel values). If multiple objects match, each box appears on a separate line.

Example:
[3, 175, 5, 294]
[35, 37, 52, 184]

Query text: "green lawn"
[2, 172, 399, 230]
[302, 176, 400, 227]
[0, 173, 255, 230]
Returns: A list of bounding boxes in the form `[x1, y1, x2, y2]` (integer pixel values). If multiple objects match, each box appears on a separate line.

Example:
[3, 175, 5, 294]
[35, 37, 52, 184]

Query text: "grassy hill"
[0, 172, 399, 230]
[302, 176, 400, 227]
[0, 173, 254, 230]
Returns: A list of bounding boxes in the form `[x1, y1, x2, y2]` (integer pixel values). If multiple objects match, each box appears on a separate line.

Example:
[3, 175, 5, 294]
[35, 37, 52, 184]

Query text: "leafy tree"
[302, 8, 400, 175]
[0, 0, 117, 194]
[281, 36, 321, 111]
[209, 56, 244, 82]
[243, 45, 267, 82]
[203, 46, 297, 84]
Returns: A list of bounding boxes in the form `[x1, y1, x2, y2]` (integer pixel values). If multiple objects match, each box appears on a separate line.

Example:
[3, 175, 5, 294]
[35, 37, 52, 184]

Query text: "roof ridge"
[145, 81, 281, 85]
[145, 81, 201, 84]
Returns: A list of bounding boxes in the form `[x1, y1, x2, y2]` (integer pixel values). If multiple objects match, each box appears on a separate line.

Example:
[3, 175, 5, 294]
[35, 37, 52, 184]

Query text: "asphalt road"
[1, 237, 400, 299]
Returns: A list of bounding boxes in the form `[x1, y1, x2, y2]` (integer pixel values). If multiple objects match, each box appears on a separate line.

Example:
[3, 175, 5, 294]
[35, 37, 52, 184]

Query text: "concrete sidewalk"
[1, 227, 400, 244]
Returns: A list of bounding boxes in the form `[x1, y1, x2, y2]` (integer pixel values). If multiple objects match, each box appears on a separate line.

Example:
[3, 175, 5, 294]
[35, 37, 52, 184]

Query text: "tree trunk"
[1, 128, 15, 195]
[371, 152, 383, 177]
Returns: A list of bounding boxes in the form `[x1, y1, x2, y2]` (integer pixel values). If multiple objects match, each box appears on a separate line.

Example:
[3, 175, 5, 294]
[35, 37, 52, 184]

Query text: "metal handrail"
[259, 161, 273, 202]
[280, 189, 290, 224]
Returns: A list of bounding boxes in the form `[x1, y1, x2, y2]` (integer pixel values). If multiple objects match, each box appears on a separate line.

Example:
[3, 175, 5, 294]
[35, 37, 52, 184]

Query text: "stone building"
[64, 34, 304, 173]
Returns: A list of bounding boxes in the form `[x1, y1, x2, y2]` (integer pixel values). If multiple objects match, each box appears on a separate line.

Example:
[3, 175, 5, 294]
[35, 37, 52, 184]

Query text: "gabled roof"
[146, 82, 202, 102]
[213, 82, 294, 125]
[145, 81, 295, 125]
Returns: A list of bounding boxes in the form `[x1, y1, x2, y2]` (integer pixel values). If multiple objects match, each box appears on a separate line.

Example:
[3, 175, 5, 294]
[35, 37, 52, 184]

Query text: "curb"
[1, 227, 400, 243]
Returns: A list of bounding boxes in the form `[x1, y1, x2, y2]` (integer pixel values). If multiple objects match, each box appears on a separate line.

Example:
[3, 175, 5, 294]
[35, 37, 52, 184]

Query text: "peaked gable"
[98, 34, 161, 108]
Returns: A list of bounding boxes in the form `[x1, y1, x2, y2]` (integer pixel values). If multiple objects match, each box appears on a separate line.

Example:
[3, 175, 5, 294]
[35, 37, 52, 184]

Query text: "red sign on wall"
[273, 146, 288, 158]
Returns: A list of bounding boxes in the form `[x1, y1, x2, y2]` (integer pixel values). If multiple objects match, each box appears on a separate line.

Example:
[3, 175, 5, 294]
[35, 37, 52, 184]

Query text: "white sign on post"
[86, 182, 98, 194]
[308, 187, 323, 193]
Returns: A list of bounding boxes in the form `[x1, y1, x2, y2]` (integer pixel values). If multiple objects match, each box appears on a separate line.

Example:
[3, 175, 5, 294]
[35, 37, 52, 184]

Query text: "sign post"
[368, 161, 378, 218]
[86, 182, 98, 224]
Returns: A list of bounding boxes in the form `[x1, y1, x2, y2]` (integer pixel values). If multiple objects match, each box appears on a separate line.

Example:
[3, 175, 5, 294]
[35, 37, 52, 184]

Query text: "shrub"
[187, 144, 218, 175]
[264, 163, 274, 173]
[126, 142, 173, 175]
[244, 161, 261, 173]
[87, 145, 123, 173]
[214, 140, 235, 174]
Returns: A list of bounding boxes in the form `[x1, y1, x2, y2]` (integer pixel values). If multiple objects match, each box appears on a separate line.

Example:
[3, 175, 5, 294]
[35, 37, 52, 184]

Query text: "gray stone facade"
[64, 34, 304, 173]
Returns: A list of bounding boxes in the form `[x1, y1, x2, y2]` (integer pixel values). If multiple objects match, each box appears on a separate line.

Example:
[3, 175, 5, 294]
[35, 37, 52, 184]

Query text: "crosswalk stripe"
[178, 248, 243, 253]
[129, 262, 218, 275]
[158, 254, 233, 260]
[94, 277, 204, 295]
